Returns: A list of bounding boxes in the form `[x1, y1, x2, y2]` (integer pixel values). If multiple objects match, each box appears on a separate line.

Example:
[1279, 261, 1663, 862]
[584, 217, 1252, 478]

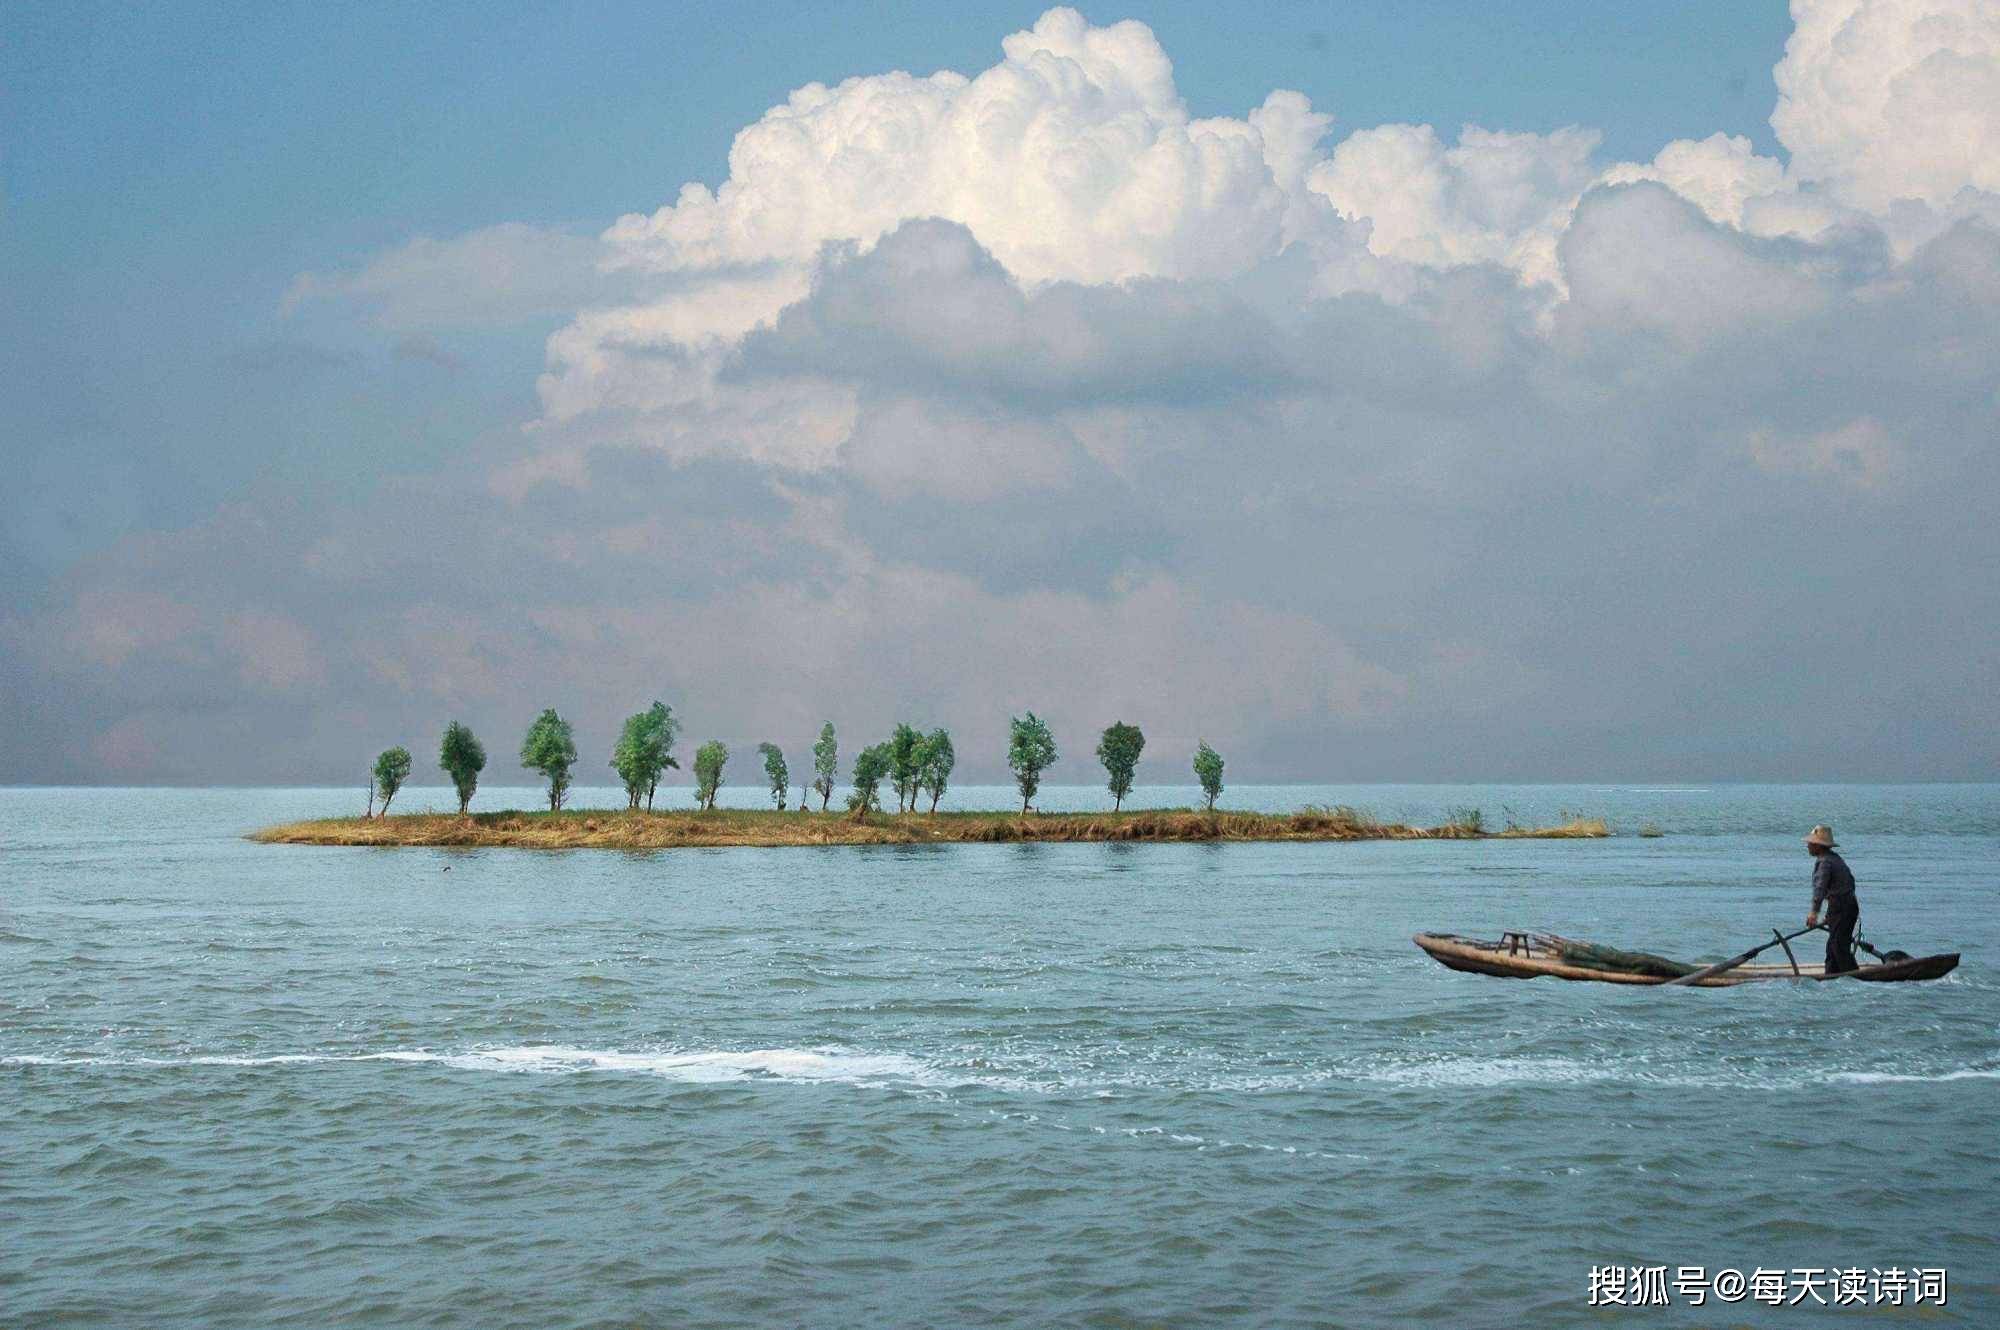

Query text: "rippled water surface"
[4, 784, 1996, 1326]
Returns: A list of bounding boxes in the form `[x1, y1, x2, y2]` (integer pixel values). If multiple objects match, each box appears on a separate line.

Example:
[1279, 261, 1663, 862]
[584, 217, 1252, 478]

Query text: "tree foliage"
[1095, 721, 1145, 811]
[1193, 740, 1225, 811]
[917, 727, 955, 813]
[812, 722, 838, 811]
[372, 746, 412, 818]
[520, 709, 579, 812]
[888, 722, 923, 812]
[758, 742, 790, 809]
[438, 721, 486, 814]
[692, 740, 728, 811]
[612, 701, 680, 810]
[847, 742, 891, 819]
[1007, 712, 1058, 814]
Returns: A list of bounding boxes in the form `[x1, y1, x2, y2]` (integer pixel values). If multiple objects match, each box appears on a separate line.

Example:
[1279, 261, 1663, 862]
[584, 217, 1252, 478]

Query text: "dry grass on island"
[251, 805, 1611, 849]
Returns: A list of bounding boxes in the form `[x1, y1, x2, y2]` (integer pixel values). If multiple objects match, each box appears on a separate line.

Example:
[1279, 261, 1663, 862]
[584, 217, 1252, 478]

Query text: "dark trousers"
[1823, 894, 1859, 974]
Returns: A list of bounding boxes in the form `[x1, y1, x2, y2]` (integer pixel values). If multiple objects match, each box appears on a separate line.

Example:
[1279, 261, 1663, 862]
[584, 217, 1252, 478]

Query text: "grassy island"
[252, 806, 1610, 849]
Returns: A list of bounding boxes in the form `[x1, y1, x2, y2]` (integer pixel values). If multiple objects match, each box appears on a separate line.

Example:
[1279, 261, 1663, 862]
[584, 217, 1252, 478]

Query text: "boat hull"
[1414, 933, 1959, 986]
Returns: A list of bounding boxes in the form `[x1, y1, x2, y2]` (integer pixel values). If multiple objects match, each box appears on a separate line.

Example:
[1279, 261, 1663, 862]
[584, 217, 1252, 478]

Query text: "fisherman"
[1803, 824, 1859, 974]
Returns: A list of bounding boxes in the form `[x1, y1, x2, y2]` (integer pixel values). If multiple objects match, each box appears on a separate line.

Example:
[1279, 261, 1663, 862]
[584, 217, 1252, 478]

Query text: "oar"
[1664, 924, 1824, 987]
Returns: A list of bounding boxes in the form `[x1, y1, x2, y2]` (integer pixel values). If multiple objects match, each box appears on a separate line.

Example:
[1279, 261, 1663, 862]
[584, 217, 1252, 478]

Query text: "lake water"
[4, 784, 1995, 1326]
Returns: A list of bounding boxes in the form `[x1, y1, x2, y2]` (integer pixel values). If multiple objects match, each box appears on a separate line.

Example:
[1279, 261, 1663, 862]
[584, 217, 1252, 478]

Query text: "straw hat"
[1805, 824, 1837, 848]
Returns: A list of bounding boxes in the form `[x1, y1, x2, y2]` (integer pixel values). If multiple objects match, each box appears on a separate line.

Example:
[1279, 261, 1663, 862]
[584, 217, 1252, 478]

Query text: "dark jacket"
[1811, 850, 1857, 912]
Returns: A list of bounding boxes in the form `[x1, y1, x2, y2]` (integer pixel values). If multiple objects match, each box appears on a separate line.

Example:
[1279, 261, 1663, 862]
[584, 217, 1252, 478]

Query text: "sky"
[2, 0, 1997, 786]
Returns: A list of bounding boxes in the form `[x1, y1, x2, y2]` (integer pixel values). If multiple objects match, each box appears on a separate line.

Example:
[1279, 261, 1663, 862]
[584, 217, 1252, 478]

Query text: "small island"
[252, 806, 1610, 849]
[290, 710, 1614, 849]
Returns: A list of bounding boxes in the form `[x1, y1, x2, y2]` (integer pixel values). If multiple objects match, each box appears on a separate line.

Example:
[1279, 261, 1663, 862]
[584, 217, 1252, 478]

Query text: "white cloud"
[599, 8, 1313, 287]
[1306, 123, 1601, 289]
[511, 2, 2000, 488]
[50, 1, 1987, 784]
[1772, 0, 2000, 213]
[1598, 133, 1791, 229]
[1588, 3, 2000, 256]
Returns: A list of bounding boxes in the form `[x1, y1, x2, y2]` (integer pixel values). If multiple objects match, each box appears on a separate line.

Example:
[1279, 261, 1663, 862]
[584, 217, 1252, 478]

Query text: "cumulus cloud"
[495, 0, 2000, 499]
[739, 219, 1294, 409]
[1305, 123, 1601, 288]
[1554, 184, 1840, 349]
[1596, 1, 2000, 255]
[1599, 133, 1791, 230]
[11, 2, 2000, 784]
[598, 9, 1313, 287]
[1772, 0, 2000, 212]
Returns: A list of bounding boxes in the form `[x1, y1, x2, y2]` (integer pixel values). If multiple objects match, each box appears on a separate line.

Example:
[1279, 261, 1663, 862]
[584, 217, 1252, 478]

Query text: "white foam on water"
[0, 1045, 932, 1086]
[4, 1053, 334, 1067]
[1826, 1067, 2000, 1085]
[390, 1045, 931, 1084]
[9, 1049, 1994, 1092]
[1360, 1056, 1626, 1088]
[1355, 1055, 2000, 1091]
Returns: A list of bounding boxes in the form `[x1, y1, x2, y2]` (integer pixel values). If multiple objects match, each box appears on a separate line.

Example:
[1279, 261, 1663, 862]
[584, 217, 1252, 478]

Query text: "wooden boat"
[1415, 931, 1959, 986]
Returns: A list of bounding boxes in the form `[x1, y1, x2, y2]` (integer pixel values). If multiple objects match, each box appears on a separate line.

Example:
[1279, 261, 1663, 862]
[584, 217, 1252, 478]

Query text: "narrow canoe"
[1414, 932, 1959, 986]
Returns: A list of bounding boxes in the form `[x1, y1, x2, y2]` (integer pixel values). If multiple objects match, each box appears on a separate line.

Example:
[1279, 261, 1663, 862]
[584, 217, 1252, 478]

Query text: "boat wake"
[8, 1046, 1997, 1093]
[1, 1045, 931, 1086]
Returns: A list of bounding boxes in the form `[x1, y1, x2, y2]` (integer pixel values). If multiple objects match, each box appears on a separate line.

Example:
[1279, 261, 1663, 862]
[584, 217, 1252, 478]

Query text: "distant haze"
[4, 3, 1998, 784]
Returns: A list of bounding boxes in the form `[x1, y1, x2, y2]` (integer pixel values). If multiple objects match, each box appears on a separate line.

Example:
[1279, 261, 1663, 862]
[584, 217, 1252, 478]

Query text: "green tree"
[1007, 712, 1057, 814]
[1193, 740, 1225, 811]
[372, 746, 412, 818]
[888, 722, 923, 812]
[692, 740, 728, 811]
[642, 702, 680, 809]
[847, 742, 891, 819]
[1095, 721, 1145, 812]
[811, 722, 838, 811]
[438, 721, 486, 814]
[917, 727, 955, 813]
[758, 742, 790, 809]
[612, 701, 680, 810]
[520, 709, 578, 812]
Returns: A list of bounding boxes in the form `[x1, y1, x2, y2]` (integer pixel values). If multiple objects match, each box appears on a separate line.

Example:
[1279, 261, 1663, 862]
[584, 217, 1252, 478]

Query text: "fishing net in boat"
[1550, 939, 1699, 978]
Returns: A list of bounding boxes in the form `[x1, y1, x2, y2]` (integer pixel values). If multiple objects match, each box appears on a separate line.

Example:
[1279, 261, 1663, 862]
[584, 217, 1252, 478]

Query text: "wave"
[1826, 1067, 2000, 1085]
[8, 1046, 1994, 1093]
[0, 1045, 931, 1086]
[1356, 1054, 2000, 1091]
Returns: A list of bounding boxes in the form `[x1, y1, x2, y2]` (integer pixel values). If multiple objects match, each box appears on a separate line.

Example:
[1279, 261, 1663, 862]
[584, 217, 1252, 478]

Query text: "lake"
[4, 784, 1994, 1326]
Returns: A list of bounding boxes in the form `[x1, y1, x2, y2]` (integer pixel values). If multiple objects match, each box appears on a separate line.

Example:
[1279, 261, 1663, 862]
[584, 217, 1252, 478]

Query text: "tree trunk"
[1114, 791, 1122, 812]
[820, 788, 830, 812]
[929, 790, 940, 814]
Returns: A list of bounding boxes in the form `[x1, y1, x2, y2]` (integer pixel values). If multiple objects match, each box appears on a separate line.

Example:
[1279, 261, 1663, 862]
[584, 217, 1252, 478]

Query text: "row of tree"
[364, 709, 1226, 818]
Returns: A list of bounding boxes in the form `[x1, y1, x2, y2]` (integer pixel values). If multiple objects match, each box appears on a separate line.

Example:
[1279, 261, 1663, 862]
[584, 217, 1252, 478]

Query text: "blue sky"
[3, 2, 1997, 783]
[2, 0, 1791, 587]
